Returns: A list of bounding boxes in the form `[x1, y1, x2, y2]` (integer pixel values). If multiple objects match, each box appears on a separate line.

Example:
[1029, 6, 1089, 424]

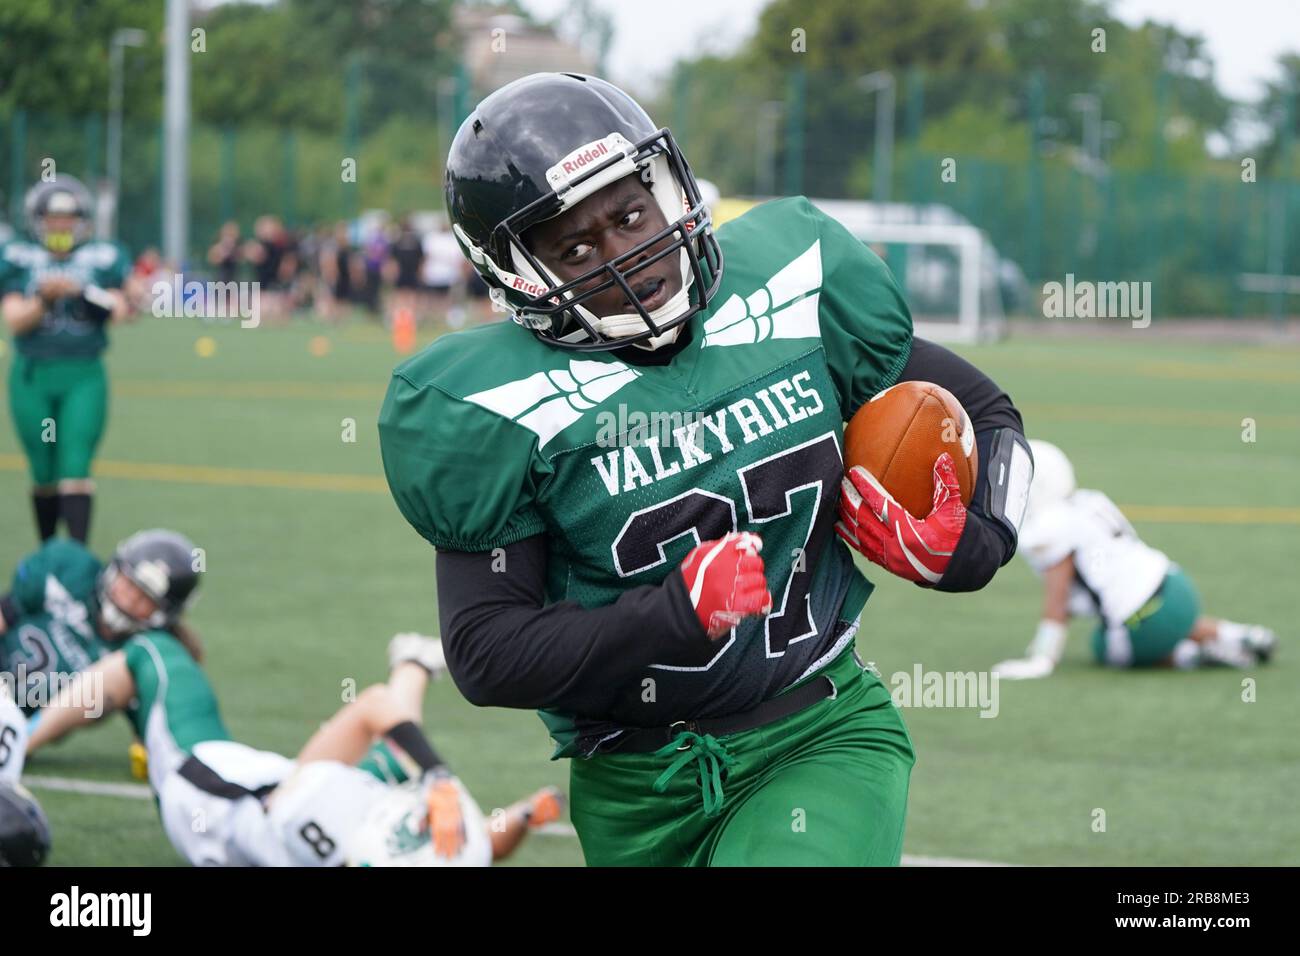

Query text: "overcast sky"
[522, 0, 1299, 103]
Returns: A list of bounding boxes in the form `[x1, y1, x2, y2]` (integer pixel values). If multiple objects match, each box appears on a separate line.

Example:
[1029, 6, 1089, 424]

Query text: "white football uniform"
[157, 744, 492, 867]
[156, 740, 296, 866]
[0, 689, 28, 785]
[1018, 488, 1170, 625]
[268, 760, 493, 867]
[263, 760, 395, 866]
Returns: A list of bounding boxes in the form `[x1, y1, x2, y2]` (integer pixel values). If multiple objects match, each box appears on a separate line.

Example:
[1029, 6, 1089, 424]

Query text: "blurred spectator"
[243, 215, 296, 322]
[317, 221, 355, 322]
[387, 217, 426, 325]
[207, 221, 242, 285]
[126, 246, 169, 313]
[188, 210, 502, 330]
[423, 219, 466, 327]
[361, 226, 388, 318]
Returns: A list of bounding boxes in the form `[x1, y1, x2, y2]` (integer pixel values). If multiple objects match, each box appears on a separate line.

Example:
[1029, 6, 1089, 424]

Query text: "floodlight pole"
[859, 71, 896, 203]
[163, 0, 190, 266]
[106, 27, 145, 240]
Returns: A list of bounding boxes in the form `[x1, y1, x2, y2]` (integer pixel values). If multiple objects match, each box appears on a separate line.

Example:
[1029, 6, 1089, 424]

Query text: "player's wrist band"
[977, 428, 1034, 547]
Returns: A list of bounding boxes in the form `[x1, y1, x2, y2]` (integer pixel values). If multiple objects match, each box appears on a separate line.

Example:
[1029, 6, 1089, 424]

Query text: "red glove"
[679, 531, 774, 639]
[835, 452, 967, 586]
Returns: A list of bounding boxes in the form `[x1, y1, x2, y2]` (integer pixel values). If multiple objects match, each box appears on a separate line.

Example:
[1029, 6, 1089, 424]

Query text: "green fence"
[1, 110, 448, 266]
[665, 65, 1298, 318]
[3, 61, 1297, 318]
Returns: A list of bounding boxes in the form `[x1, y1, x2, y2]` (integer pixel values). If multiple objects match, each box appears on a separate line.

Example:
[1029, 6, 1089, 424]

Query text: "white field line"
[23, 774, 1014, 866]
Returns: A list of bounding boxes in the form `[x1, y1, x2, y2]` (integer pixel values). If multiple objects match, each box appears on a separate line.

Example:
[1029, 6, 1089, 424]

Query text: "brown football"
[844, 381, 978, 518]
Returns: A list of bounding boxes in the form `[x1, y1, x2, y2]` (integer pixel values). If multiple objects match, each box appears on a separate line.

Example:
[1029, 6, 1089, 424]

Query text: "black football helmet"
[24, 174, 94, 254]
[444, 72, 723, 351]
[98, 529, 202, 638]
[0, 781, 51, 867]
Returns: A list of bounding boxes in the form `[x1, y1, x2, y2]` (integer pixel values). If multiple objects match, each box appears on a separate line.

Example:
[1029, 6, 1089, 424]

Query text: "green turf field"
[2, 317, 1297, 866]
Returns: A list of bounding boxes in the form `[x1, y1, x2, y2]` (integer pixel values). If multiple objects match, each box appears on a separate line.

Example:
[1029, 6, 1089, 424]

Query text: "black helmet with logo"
[445, 73, 723, 351]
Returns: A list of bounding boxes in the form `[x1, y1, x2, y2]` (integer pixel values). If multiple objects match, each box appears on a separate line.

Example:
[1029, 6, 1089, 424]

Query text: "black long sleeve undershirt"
[436, 539, 707, 711]
[436, 337, 1027, 708]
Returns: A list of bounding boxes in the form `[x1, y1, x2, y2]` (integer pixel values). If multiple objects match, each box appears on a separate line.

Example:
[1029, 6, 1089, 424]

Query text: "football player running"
[16, 628, 562, 866]
[993, 440, 1277, 679]
[379, 74, 1032, 866]
[1, 175, 133, 544]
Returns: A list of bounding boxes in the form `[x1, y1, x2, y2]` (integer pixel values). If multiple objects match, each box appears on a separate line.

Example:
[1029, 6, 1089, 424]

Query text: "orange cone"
[392, 307, 417, 354]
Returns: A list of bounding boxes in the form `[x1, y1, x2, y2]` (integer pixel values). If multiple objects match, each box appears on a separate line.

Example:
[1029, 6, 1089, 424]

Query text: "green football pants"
[569, 644, 915, 866]
[1090, 566, 1201, 666]
[8, 354, 108, 485]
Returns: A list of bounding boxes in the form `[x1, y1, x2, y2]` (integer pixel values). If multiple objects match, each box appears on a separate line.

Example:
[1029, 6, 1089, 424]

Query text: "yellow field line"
[1, 454, 1296, 523]
[0, 453, 388, 494]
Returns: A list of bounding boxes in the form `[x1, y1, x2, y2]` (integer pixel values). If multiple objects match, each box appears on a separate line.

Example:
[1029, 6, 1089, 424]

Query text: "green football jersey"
[0, 238, 130, 358]
[122, 630, 230, 755]
[380, 197, 913, 755]
[1, 538, 109, 712]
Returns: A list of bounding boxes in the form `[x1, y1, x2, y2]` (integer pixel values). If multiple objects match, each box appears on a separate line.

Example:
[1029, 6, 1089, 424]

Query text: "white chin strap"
[513, 151, 697, 351]
[554, 249, 693, 350]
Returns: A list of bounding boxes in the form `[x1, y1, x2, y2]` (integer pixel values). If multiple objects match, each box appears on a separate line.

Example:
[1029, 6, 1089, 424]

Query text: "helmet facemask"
[97, 562, 168, 639]
[455, 127, 723, 351]
[25, 180, 94, 254]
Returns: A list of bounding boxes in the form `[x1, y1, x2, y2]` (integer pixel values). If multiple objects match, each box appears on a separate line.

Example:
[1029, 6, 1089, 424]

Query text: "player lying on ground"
[379, 73, 1032, 866]
[0, 530, 204, 717]
[10, 630, 562, 866]
[1, 174, 133, 544]
[992, 440, 1277, 679]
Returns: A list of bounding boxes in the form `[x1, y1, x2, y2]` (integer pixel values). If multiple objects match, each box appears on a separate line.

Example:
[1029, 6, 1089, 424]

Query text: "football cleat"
[388, 633, 447, 679]
[1198, 637, 1255, 669]
[1244, 626, 1277, 664]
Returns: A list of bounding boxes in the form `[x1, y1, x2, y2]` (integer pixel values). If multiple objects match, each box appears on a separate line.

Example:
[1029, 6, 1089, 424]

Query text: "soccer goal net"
[811, 200, 1008, 344]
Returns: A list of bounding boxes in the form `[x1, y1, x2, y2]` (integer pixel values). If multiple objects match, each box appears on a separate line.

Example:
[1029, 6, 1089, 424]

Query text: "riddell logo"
[561, 141, 609, 175]
[510, 275, 547, 296]
[547, 134, 629, 187]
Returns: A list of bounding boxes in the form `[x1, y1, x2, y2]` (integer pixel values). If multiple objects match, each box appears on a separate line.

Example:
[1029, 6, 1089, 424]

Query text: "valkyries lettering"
[50, 886, 151, 936]
[589, 370, 824, 496]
